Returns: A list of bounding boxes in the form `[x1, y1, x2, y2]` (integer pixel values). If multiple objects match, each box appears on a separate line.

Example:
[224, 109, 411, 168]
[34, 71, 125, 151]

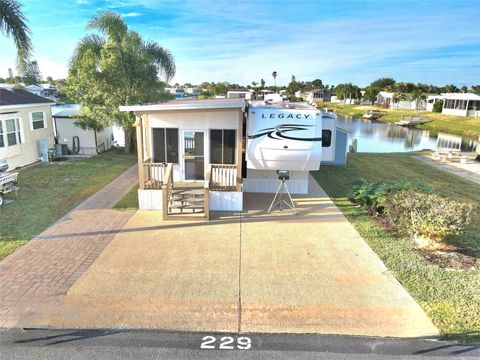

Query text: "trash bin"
[61, 144, 68, 155]
[55, 143, 63, 155]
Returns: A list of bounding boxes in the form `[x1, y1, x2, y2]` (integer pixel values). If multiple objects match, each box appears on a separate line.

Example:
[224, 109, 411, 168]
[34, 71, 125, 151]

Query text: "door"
[183, 130, 205, 180]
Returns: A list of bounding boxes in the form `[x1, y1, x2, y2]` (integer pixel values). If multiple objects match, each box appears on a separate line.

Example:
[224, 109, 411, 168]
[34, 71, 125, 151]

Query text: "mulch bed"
[375, 216, 478, 272]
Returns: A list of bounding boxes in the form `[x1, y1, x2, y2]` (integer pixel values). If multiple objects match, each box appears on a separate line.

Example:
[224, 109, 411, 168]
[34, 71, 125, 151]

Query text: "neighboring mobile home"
[295, 89, 331, 103]
[227, 89, 253, 100]
[442, 93, 480, 117]
[52, 104, 114, 155]
[0, 89, 55, 170]
[119, 98, 348, 220]
[376, 91, 428, 110]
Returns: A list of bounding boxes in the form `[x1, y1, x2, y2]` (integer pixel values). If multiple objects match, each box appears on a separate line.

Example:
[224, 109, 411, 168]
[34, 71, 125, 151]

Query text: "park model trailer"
[120, 98, 347, 219]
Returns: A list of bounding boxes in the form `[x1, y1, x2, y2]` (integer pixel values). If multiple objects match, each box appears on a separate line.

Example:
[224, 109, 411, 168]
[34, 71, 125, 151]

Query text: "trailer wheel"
[0, 194, 4, 207]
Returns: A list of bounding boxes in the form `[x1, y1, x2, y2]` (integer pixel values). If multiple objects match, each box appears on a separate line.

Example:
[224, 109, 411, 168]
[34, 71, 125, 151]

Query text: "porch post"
[144, 114, 151, 161]
[236, 108, 243, 192]
[134, 114, 145, 189]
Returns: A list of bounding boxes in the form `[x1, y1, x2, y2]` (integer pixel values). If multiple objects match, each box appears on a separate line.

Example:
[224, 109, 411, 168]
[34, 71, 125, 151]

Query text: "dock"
[362, 110, 387, 120]
[394, 115, 432, 127]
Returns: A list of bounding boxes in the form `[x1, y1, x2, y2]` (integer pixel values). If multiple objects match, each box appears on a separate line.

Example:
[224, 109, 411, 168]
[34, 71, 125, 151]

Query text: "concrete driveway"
[20, 176, 438, 337]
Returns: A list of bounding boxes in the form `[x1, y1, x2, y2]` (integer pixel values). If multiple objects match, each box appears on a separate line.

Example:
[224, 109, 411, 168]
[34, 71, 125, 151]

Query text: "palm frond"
[143, 41, 176, 82]
[70, 34, 105, 65]
[0, 0, 32, 72]
[87, 10, 127, 43]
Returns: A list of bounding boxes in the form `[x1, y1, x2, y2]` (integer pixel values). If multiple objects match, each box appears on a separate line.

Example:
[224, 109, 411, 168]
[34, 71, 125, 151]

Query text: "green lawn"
[320, 102, 480, 137]
[113, 185, 139, 209]
[0, 149, 136, 260]
[312, 153, 480, 342]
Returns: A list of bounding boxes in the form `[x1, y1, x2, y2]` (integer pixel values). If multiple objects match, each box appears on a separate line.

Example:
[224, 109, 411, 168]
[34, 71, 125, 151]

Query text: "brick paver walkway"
[0, 165, 138, 328]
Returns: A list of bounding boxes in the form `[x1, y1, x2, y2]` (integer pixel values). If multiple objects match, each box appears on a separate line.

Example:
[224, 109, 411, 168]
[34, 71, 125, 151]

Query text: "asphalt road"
[1, 329, 479, 359]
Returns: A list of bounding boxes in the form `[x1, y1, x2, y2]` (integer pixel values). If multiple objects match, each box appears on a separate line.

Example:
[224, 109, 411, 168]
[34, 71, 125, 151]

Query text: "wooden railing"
[204, 166, 211, 221]
[142, 161, 167, 189]
[209, 164, 238, 191]
[161, 163, 174, 220]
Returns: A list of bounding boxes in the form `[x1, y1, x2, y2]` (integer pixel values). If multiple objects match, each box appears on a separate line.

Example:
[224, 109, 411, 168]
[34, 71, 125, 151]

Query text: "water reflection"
[336, 114, 478, 153]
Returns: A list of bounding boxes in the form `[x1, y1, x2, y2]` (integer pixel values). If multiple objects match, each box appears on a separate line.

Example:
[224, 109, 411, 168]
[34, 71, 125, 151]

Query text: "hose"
[72, 136, 80, 154]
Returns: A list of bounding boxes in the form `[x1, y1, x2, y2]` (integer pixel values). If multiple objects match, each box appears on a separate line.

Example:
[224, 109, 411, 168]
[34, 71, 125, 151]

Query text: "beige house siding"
[0, 103, 54, 170]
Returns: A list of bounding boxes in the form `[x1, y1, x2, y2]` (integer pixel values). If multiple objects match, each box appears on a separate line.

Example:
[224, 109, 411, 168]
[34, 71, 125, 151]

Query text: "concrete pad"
[414, 155, 480, 185]
[21, 211, 240, 332]
[21, 176, 438, 337]
[238, 177, 439, 337]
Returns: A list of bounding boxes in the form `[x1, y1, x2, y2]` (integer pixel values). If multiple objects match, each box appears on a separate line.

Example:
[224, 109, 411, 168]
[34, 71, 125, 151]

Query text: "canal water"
[336, 114, 478, 153]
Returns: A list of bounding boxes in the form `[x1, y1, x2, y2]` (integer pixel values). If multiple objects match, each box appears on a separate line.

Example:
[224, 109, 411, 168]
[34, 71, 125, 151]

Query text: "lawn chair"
[0, 160, 19, 206]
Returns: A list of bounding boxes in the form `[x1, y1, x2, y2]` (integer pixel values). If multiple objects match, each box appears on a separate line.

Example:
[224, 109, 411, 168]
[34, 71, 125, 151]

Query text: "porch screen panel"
[152, 128, 166, 162]
[210, 130, 222, 163]
[223, 130, 236, 164]
[165, 128, 179, 163]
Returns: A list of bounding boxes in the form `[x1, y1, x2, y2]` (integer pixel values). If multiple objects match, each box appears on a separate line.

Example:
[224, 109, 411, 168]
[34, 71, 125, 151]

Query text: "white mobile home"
[227, 89, 253, 100]
[376, 91, 428, 110]
[442, 93, 480, 117]
[0, 89, 55, 170]
[119, 98, 347, 220]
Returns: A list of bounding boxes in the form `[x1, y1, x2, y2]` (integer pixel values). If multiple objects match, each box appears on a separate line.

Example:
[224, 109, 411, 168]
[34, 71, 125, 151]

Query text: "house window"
[6, 118, 22, 146]
[322, 130, 332, 147]
[0, 120, 4, 148]
[30, 111, 46, 130]
[152, 128, 179, 163]
[210, 129, 236, 164]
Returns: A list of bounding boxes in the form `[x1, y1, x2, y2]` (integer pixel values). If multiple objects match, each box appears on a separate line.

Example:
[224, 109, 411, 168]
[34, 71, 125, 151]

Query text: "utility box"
[38, 139, 49, 163]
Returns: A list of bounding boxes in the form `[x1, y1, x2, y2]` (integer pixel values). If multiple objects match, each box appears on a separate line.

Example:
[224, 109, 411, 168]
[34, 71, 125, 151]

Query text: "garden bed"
[312, 152, 480, 342]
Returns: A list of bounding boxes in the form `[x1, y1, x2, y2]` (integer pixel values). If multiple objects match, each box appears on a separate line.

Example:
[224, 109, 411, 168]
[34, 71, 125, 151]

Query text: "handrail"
[204, 165, 211, 220]
[161, 163, 174, 220]
[142, 162, 167, 189]
[209, 163, 237, 191]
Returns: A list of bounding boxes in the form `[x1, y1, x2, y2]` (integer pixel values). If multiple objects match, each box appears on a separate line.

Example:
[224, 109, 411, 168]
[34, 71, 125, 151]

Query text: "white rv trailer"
[244, 101, 337, 194]
[120, 98, 347, 219]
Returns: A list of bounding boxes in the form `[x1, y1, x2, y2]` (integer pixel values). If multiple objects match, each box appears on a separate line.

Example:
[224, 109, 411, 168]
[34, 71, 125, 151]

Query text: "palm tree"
[0, 0, 32, 72]
[392, 92, 406, 110]
[272, 71, 277, 89]
[411, 89, 426, 111]
[72, 11, 175, 81]
[69, 11, 175, 153]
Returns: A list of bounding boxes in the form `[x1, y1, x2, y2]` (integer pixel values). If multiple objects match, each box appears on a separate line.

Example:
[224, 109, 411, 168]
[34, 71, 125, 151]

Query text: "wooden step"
[169, 204, 204, 210]
[172, 197, 204, 203]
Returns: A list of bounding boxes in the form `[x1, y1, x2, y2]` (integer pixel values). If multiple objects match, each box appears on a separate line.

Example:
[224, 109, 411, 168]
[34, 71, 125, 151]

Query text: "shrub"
[384, 190, 474, 242]
[433, 100, 443, 113]
[348, 179, 432, 215]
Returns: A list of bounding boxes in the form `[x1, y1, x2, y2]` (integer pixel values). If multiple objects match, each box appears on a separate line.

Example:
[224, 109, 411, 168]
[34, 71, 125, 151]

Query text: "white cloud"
[122, 12, 142, 17]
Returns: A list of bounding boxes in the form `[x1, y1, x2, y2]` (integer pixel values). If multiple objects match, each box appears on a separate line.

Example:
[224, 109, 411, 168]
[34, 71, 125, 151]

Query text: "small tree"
[370, 77, 396, 90]
[22, 59, 41, 85]
[363, 86, 380, 105]
[311, 78, 323, 88]
[432, 100, 443, 113]
[392, 92, 406, 110]
[272, 71, 277, 89]
[411, 89, 426, 110]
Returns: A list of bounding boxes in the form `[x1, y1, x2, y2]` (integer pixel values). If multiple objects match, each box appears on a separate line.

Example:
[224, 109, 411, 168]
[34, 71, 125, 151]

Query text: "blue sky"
[0, 0, 479, 87]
